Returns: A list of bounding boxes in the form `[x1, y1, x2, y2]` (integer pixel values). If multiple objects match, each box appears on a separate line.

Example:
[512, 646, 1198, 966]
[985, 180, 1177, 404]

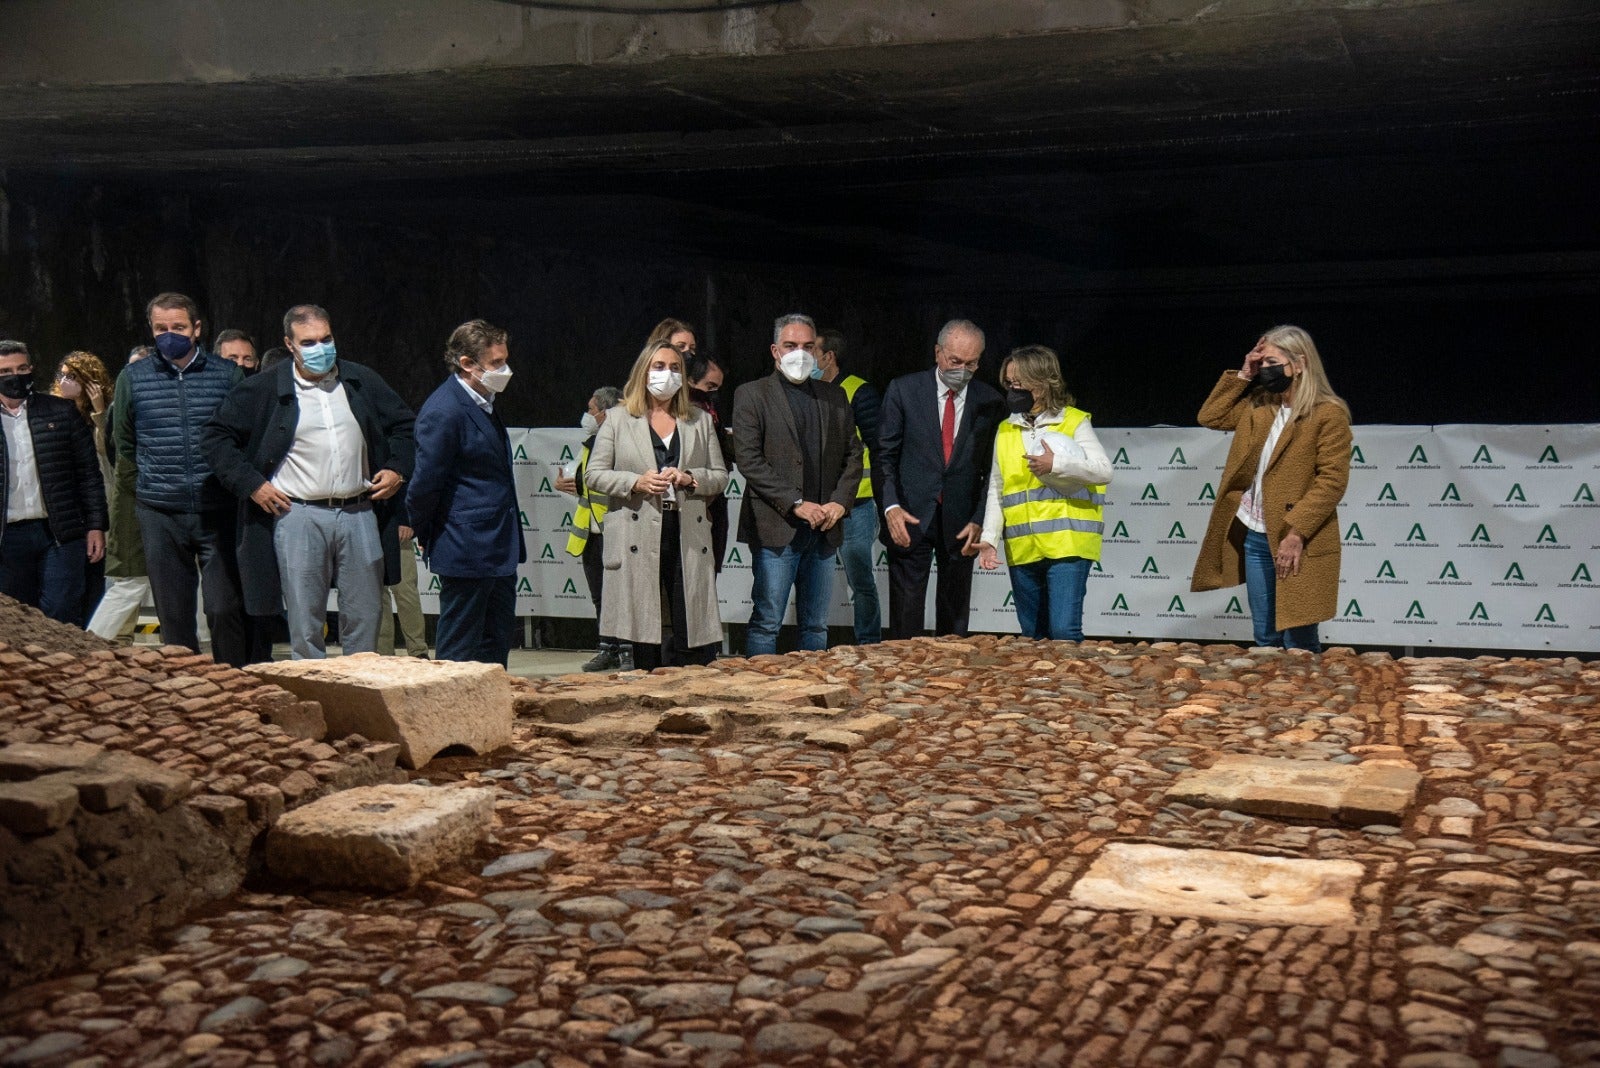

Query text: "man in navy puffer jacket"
[111, 292, 247, 665]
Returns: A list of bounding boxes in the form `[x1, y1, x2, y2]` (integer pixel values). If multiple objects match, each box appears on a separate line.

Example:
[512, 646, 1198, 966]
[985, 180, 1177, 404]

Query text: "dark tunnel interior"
[1, 0, 1597, 430]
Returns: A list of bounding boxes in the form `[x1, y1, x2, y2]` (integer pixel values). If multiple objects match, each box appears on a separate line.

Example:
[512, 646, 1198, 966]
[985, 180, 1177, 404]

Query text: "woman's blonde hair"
[53, 351, 114, 420]
[1000, 344, 1074, 413]
[1254, 325, 1351, 422]
[622, 340, 697, 420]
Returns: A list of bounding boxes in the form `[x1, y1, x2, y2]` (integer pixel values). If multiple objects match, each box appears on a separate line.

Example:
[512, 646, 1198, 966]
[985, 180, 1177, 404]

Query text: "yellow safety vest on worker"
[995, 407, 1106, 567]
[564, 442, 610, 557]
[838, 374, 874, 500]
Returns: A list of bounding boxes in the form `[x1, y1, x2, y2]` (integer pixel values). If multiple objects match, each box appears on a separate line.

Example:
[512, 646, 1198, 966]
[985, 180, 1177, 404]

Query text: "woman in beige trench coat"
[1191, 325, 1352, 651]
[586, 339, 728, 669]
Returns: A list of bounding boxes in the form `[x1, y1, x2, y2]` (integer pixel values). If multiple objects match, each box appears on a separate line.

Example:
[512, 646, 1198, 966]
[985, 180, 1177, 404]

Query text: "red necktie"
[941, 388, 956, 465]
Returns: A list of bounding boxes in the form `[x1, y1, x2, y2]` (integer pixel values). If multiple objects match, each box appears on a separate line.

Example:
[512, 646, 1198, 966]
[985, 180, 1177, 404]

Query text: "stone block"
[1164, 753, 1421, 826]
[0, 778, 80, 834]
[58, 769, 137, 812]
[1068, 844, 1363, 926]
[264, 784, 496, 891]
[91, 751, 194, 811]
[246, 653, 512, 769]
[0, 742, 104, 781]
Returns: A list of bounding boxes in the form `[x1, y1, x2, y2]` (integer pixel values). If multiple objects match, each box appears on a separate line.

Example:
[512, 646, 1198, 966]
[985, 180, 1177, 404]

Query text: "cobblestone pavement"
[2, 637, 1598, 1067]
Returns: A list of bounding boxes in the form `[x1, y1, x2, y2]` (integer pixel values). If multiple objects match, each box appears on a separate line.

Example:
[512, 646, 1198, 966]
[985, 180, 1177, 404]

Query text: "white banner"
[414, 425, 1599, 652]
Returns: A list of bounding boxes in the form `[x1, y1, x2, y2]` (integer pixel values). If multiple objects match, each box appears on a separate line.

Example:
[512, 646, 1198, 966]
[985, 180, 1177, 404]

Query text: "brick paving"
[2, 635, 1598, 1067]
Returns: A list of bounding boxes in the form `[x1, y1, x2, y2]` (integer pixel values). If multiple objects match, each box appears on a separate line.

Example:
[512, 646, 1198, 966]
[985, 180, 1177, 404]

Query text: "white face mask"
[647, 369, 682, 399]
[580, 411, 600, 434]
[778, 350, 816, 384]
[476, 363, 513, 394]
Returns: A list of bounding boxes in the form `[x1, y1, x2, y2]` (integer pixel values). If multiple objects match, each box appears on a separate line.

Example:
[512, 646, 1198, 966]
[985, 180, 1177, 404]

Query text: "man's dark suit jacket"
[406, 377, 527, 580]
[201, 359, 416, 617]
[731, 372, 863, 550]
[876, 369, 1006, 549]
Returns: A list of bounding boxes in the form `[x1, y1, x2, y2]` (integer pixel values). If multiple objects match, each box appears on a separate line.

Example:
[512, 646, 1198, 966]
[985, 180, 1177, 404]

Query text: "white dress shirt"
[455, 374, 494, 415]
[2, 400, 47, 522]
[271, 368, 370, 500]
[980, 410, 1114, 548]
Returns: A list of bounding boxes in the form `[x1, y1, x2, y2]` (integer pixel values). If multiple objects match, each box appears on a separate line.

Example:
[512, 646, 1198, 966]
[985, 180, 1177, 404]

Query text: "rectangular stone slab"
[1068, 844, 1363, 926]
[247, 653, 511, 769]
[1164, 754, 1421, 826]
[265, 784, 496, 891]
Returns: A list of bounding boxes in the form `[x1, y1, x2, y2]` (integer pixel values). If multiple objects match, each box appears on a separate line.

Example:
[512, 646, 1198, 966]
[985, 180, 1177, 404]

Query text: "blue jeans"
[0, 519, 86, 625]
[1009, 555, 1091, 641]
[437, 574, 517, 665]
[746, 527, 835, 656]
[1243, 529, 1321, 652]
[839, 502, 881, 644]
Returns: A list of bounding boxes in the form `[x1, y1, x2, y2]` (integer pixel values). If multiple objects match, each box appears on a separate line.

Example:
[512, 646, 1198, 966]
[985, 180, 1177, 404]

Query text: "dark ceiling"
[1, 0, 1597, 422]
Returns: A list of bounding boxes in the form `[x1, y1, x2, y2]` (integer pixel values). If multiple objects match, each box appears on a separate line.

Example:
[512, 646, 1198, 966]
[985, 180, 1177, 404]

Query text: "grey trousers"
[274, 500, 384, 659]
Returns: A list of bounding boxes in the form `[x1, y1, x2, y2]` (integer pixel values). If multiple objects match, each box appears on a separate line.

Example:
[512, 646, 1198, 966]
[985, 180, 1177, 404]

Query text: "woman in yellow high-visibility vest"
[976, 345, 1113, 641]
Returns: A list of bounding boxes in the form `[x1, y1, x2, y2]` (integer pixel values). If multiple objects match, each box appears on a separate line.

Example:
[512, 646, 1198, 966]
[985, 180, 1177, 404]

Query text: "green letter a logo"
[1141, 556, 1160, 574]
[1538, 445, 1559, 463]
[1408, 445, 1428, 464]
[1438, 561, 1458, 580]
[1468, 602, 1488, 620]
[1376, 560, 1396, 578]
[1343, 599, 1363, 618]
[1377, 483, 1397, 501]
[1535, 603, 1556, 622]
[1472, 444, 1493, 463]
[1503, 562, 1525, 581]
[1344, 522, 1364, 541]
[1505, 483, 1526, 502]
[1537, 524, 1557, 544]
[1110, 520, 1130, 538]
[1572, 563, 1593, 582]
[1110, 594, 1130, 611]
[1112, 447, 1130, 465]
[1224, 596, 1243, 614]
[1141, 483, 1160, 501]
[1167, 521, 1186, 539]
[1167, 595, 1185, 612]
[1407, 523, 1427, 541]
[1405, 600, 1426, 619]
[1440, 483, 1460, 502]
[1350, 445, 1365, 464]
[1575, 483, 1594, 503]
[1169, 447, 1186, 465]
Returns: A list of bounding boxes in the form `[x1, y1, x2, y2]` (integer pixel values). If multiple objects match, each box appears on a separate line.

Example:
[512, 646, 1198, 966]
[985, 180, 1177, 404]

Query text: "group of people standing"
[1, 294, 528, 667]
[1, 296, 1352, 666]
[560, 313, 1351, 662]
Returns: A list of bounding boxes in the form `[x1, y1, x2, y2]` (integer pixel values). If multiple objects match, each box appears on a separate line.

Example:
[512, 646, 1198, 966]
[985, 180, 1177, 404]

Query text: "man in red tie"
[876, 320, 1007, 639]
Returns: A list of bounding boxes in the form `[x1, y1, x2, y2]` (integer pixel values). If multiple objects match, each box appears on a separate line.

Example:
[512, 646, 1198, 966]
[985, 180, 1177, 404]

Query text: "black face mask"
[0, 373, 33, 401]
[1006, 387, 1035, 414]
[1256, 363, 1293, 394]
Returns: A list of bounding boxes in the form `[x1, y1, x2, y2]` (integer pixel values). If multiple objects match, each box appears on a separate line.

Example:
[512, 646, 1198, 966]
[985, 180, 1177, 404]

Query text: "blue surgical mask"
[299, 341, 337, 375]
[153, 332, 194, 362]
[808, 364, 824, 380]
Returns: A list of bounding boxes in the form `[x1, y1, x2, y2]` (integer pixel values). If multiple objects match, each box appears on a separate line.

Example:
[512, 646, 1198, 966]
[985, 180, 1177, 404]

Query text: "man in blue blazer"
[406, 320, 526, 665]
[876, 319, 1006, 639]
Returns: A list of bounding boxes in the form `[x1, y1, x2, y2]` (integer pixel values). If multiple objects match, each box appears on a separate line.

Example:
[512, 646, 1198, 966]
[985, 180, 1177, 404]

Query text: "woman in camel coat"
[1191, 325, 1352, 651]
[586, 339, 728, 669]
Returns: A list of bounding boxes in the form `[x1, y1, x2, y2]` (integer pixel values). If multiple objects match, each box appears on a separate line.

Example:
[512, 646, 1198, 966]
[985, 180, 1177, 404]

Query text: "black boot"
[582, 641, 619, 672]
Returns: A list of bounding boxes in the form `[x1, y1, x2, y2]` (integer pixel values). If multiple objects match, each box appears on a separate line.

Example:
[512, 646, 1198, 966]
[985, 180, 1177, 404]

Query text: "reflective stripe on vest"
[564, 443, 610, 557]
[838, 374, 874, 500]
[995, 407, 1105, 567]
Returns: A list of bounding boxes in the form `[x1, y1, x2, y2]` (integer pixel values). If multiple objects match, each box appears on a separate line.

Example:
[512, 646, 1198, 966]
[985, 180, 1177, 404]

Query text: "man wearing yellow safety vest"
[813, 328, 882, 644]
[976, 345, 1113, 641]
[560, 385, 628, 671]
